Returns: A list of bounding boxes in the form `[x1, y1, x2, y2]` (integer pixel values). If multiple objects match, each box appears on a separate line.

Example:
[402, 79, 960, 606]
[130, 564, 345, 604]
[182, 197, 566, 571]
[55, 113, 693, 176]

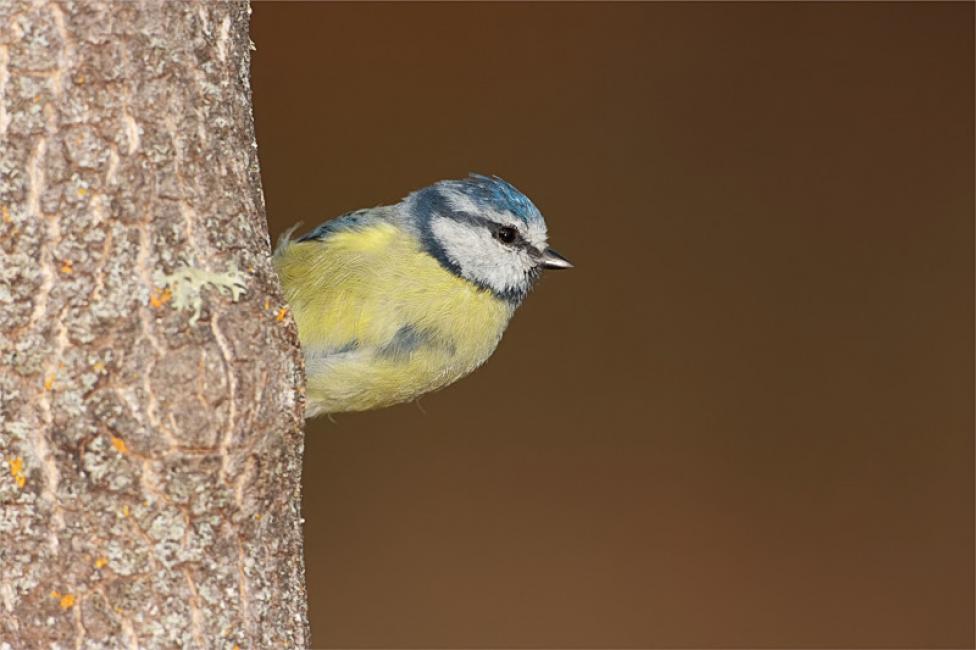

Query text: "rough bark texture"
[0, 1, 308, 647]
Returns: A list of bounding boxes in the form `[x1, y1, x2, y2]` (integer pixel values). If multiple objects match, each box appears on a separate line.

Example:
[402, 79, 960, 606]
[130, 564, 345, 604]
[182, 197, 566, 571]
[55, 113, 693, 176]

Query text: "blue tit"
[273, 174, 572, 417]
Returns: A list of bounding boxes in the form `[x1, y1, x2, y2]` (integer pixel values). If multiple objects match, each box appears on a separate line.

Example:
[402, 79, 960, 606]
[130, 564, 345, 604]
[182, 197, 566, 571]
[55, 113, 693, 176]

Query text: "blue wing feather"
[297, 208, 378, 242]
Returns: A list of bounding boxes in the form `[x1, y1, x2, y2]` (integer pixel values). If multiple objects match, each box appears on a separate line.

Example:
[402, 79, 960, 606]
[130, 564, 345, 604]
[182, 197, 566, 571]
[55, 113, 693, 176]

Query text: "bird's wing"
[273, 211, 413, 356]
[296, 209, 377, 243]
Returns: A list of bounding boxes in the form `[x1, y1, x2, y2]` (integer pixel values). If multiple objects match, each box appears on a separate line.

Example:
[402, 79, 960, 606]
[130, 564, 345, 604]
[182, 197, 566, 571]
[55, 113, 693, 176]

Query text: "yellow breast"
[274, 222, 514, 415]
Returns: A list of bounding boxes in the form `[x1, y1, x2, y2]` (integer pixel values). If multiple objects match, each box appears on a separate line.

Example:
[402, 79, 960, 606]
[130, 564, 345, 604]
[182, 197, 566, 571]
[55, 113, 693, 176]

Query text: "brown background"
[250, 3, 974, 648]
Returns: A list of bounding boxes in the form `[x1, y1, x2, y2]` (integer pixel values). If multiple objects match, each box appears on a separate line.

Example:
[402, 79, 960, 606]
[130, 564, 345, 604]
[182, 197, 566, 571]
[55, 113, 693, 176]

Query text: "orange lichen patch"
[94, 557, 108, 569]
[43, 373, 56, 390]
[60, 260, 73, 274]
[76, 187, 88, 198]
[110, 436, 128, 454]
[93, 361, 106, 373]
[59, 594, 75, 609]
[263, 296, 270, 311]
[232, 645, 240, 650]
[50, 590, 61, 599]
[9, 457, 26, 489]
[1, 205, 10, 223]
[149, 287, 173, 309]
[275, 306, 288, 322]
[121, 504, 130, 517]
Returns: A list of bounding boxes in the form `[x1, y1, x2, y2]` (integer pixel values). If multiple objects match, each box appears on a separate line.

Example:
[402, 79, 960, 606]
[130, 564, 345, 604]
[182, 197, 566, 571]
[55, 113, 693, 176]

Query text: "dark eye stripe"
[447, 211, 536, 251]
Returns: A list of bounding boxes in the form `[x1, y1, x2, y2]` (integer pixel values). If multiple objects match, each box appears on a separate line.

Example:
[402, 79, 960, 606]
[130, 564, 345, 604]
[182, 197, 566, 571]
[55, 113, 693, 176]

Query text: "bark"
[0, 1, 308, 648]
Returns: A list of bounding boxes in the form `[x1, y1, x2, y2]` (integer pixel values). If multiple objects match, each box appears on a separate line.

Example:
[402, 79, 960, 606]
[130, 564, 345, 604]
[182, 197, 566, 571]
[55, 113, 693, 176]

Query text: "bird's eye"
[495, 226, 518, 244]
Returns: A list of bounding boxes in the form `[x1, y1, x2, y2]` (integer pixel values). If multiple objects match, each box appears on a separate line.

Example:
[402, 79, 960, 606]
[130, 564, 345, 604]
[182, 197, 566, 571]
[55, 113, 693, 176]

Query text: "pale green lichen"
[153, 264, 247, 325]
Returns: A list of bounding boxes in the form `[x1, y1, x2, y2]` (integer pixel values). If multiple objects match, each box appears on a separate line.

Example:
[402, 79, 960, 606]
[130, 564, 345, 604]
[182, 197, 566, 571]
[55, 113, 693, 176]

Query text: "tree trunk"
[0, 1, 308, 647]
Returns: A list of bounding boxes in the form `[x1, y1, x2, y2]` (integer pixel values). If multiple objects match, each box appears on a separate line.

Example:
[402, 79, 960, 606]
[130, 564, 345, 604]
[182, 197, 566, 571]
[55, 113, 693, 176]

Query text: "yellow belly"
[274, 222, 514, 415]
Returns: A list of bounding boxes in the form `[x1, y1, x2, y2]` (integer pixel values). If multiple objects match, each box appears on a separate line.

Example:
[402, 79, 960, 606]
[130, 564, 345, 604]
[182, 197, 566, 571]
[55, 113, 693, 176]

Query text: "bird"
[273, 174, 572, 417]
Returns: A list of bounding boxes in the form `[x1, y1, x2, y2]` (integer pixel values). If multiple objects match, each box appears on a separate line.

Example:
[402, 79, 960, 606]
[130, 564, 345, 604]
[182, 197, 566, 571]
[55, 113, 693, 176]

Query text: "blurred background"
[250, 3, 973, 648]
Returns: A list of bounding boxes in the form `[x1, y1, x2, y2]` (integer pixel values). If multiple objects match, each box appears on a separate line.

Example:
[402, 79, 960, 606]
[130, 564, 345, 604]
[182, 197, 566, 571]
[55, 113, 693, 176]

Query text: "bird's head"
[404, 174, 572, 304]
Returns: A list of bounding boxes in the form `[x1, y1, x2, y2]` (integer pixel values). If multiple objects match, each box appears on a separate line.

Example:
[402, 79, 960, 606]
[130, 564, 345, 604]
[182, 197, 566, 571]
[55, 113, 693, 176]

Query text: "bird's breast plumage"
[274, 219, 515, 415]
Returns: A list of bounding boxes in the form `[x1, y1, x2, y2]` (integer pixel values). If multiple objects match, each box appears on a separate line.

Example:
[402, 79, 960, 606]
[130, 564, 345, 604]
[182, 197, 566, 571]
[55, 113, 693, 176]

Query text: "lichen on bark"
[0, 1, 308, 647]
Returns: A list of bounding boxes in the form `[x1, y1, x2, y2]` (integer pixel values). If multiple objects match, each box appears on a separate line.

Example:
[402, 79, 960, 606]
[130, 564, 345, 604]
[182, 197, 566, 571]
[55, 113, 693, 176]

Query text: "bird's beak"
[540, 247, 574, 270]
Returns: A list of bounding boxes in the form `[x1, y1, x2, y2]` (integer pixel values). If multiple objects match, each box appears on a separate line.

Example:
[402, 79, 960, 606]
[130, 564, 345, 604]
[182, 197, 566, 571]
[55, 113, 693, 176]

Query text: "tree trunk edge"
[0, 1, 309, 647]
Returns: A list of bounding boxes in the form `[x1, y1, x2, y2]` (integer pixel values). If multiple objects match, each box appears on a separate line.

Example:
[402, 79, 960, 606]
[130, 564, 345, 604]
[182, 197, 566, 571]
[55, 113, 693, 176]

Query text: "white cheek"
[431, 217, 528, 293]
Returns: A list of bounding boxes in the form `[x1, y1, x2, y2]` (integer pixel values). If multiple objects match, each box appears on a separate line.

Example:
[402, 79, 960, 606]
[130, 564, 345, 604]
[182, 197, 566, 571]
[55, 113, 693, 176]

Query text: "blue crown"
[435, 174, 543, 225]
